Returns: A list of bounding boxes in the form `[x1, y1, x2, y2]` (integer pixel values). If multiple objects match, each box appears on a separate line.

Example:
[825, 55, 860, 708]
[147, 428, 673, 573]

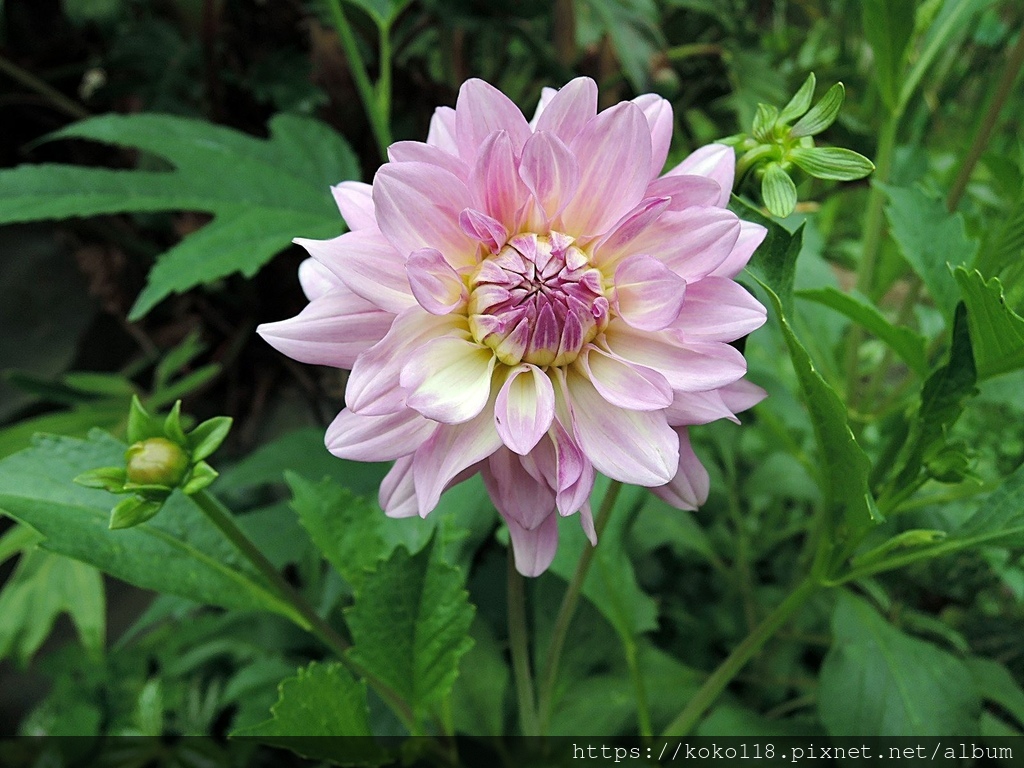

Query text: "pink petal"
[652, 428, 709, 510]
[326, 408, 436, 462]
[632, 93, 673, 178]
[561, 102, 653, 237]
[579, 503, 597, 545]
[518, 131, 580, 222]
[257, 288, 392, 369]
[603, 320, 748, 392]
[644, 174, 723, 211]
[406, 247, 467, 315]
[455, 78, 532, 160]
[673, 276, 767, 340]
[401, 336, 497, 424]
[470, 130, 530, 233]
[459, 208, 508, 252]
[578, 346, 672, 411]
[297, 258, 340, 300]
[665, 143, 735, 207]
[564, 370, 678, 486]
[372, 162, 477, 267]
[593, 197, 671, 260]
[346, 308, 466, 415]
[665, 389, 739, 426]
[413, 406, 503, 516]
[331, 181, 376, 230]
[483, 448, 556, 530]
[426, 106, 458, 154]
[388, 140, 470, 181]
[380, 455, 418, 518]
[709, 220, 768, 279]
[614, 253, 688, 331]
[495, 364, 555, 455]
[533, 77, 599, 144]
[658, 209, 742, 279]
[718, 379, 768, 414]
[296, 230, 415, 314]
[529, 87, 558, 129]
[504, 512, 559, 577]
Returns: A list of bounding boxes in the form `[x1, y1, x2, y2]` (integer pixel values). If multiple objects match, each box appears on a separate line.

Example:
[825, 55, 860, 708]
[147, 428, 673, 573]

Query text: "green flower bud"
[125, 437, 190, 488]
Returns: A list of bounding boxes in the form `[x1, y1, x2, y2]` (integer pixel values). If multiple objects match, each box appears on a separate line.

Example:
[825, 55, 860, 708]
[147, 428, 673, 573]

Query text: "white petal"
[401, 337, 497, 424]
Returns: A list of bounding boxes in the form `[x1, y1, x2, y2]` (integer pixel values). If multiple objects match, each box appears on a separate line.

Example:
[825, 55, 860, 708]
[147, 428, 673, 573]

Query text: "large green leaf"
[818, 592, 980, 736]
[861, 0, 916, 111]
[0, 431, 299, 622]
[954, 268, 1024, 380]
[0, 113, 358, 319]
[345, 541, 475, 720]
[730, 195, 802, 314]
[233, 662, 383, 766]
[881, 184, 977, 319]
[451, 618, 510, 736]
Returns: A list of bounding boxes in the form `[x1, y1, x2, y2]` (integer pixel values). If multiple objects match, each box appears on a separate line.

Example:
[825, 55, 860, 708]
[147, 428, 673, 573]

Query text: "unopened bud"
[125, 438, 189, 487]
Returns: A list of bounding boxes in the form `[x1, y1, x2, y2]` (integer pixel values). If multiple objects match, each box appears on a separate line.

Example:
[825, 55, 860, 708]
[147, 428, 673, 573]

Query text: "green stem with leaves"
[507, 553, 539, 736]
[537, 480, 622, 733]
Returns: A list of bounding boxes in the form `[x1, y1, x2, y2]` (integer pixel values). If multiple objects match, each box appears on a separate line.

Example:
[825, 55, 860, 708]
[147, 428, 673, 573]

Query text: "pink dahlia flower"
[258, 77, 768, 576]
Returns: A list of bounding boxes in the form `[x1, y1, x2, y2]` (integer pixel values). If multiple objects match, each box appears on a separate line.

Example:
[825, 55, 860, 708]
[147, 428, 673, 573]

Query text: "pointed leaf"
[954, 268, 1024, 379]
[188, 416, 233, 461]
[789, 147, 875, 181]
[860, 0, 916, 111]
[778, 72, 817, 124]
[789, 82, 845, 138]
[761, 163, 797, 218]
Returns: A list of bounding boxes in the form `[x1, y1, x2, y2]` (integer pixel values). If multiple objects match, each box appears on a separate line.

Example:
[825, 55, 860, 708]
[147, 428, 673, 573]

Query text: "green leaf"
[0, 523, 44, 564]
[286, 473, 387, 592]
[966, 657, 1024, 732]
[0, 549, 105, 663]
[74, 465, 127, 493]
[977, 191, 1024, 277]
[881, 184, 977, 318]
[778, 72, 816, 124]
[861, 0, 916, 111]
[344, 0, 407, 27]
[188, 416, 233, 461]
[0, 431, 301, 622]
[730, 195, 802, 314]
[126, 395, 161, 444]
[757, 280, 878, 566]
[62, 372, 135, 397]
[451, 618, 510, 736]
[153, 330, 206, 391]
[752, 103, 779, 143]
[346, 541, 475, 718]
[789, 146, 875, 181]
[761, 163, 798, 218]
[0, 113, 357, 319]
[818, 592, 980, 736]
[181, 461, 218, 495]
[109, 497, 163, 529]
[955, 460, 1024, 548]
[233, 662, 383, 766]
[954, 268, 1024, 379]
[797, 286, 928, 375]
[789, 82, 845, 138]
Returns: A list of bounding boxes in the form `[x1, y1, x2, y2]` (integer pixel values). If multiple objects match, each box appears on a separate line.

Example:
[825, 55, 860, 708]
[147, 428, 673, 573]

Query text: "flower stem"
[537, 480, 622, 733]
[0, 54, 90, 121]
[661, 578, 819, 736]
[322, 0, 392, 160]
[507, 552, 539, 736]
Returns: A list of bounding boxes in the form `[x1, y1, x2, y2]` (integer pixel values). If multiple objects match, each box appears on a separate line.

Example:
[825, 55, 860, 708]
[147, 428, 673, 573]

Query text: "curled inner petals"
[495, 365, 555, 455]
[614, 253, 688, 331]
[459, 208, 509, 253]
[407, 247, 468, 315]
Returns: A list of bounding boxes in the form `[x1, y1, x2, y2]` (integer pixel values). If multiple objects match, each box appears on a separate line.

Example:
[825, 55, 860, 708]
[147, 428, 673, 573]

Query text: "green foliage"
[860, 0, 916, 111]
[0, 113, 358, 318]
[954, 268, 1024, 380]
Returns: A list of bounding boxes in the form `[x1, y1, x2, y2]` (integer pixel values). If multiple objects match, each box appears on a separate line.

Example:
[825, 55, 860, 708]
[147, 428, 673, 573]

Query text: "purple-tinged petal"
[561, 102, 653, 237]
[709, 220, 767, 279]
[388, 140, 470, 180]
[592, 197, 671, 261]
[380, 455, 418, 518]
[632, 93, 673, 178]
[529, 87, 558, 129]
[564, 369, 678, 486]
[651, 429, 709, 510]
[665, 143, 735, 207]
[373, 162, 477, 267]
[347, 308, 467, 415]
[426, 106, 458, 154]
[331, 181, 376, 230]
[401, 336, 497, 424]
[297, 230, 415, 314]
[504, 511, 559, 577]
[614, 253, 688, 331]
[658, 209, 742, 279]
[519, 131, 580, 222]
[413, 404, 502, 516]
[578, 503, 597, 545]
[718, 379, 768, 414]
[673, 276, 766, 340]
[665, 389, 739, 426]
[455, 78, 532, 160]
[483, 448, 556, 530]
[459, 208, 508, 252]
[297, 258, 340, 300]
[578, 345, 672, 411]
[257, 288, 392, 369]
[644, 174, 723, 210]
[326, 408, 436, 462]
[471, 130, 530, 233]
[495, 364, 555, 455]
[534, 77, 599, 144]
[407, 247, 467, 315]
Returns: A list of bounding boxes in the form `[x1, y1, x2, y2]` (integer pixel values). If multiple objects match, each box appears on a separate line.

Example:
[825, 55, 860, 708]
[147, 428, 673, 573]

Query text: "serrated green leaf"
[797, 287, 928, 375]
[954, 268, 1024, 379]
[778, 72, 816, 124]
[789, 146, 874, 181]
[730, 195, 802, 314]
[286, 473, 388, 592]
[881, 184, 977, 318]
[761, 163, 798, 218]
[233, 662, 383, 766]
[789, 82, 845, 138]
[0, 113, 357, 319]
[819, 592, 980, 736]
[346, 541, 475, 717]
[977, 192, 1024, 277]
[188, 416, 232, 461]
[0, 431, 301, 623]
[861, 0, 916, 111]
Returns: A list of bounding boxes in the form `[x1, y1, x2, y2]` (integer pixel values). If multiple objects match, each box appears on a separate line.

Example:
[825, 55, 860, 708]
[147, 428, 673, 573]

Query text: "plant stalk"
[507, 553, 539, 736]
[0, 55, 90, 121]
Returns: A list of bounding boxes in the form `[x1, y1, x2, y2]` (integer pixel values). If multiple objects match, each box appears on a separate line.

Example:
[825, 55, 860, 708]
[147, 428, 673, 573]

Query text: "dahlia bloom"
[258, 77, 768, 576]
